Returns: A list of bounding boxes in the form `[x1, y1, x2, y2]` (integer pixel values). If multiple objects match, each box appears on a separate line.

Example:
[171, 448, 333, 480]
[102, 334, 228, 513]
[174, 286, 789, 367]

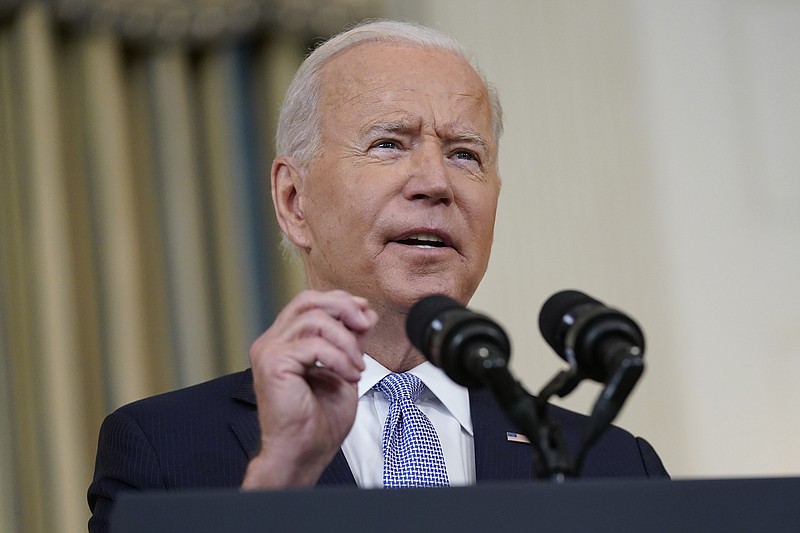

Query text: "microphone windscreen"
[538, 290, 601, 355]
[406, 294, 462, 353]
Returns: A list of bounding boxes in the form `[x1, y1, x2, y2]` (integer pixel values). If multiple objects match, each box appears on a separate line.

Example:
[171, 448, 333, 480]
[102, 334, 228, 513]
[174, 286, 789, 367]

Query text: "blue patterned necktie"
[374, 373, 450, 488]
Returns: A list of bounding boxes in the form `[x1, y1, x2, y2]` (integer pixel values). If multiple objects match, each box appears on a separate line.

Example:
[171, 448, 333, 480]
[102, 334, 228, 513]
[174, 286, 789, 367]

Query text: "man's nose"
[403, 141, 454, 205]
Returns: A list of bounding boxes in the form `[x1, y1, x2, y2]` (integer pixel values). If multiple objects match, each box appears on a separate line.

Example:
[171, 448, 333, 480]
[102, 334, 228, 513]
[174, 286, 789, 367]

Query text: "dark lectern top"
[112, 477, 800, 533]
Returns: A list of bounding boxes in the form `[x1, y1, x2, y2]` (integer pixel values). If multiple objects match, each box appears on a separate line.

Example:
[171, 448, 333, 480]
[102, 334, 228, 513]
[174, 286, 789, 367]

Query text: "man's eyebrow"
[359, 121, 490, 151]
[447, 130, 489, 149]
[360, 120, 418, 137]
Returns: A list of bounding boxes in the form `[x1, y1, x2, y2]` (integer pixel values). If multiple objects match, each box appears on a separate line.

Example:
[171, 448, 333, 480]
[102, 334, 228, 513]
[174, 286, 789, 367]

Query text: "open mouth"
[395, 232, 447, 249]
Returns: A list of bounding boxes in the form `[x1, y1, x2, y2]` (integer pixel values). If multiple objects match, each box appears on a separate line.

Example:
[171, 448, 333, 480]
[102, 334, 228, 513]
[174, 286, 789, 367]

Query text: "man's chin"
[388, 280, 471, 312]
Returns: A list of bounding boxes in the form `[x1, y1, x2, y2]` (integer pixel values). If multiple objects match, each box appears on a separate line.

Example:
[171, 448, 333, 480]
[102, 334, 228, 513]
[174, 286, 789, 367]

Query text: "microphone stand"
[537, 348, 644, 475]
[464, 336, 644, 481]
[471, 345, 574, 481]
[576, 350, 644, 472]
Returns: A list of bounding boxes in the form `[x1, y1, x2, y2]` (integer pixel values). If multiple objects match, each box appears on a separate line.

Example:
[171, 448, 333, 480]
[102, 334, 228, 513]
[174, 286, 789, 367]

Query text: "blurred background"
[1, 1, 798, 532]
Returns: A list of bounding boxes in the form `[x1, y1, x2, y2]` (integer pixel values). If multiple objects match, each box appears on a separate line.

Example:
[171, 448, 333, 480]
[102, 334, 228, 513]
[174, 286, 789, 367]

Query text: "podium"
[111, 477, 800, 532]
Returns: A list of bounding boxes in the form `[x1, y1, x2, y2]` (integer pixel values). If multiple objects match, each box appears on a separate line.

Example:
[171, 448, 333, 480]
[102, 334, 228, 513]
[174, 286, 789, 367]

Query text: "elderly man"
[88, 19, 667, 532]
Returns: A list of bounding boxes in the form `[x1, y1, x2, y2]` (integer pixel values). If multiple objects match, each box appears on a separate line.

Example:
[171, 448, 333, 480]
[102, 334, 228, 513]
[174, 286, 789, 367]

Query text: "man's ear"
[271, 157, 311, 250]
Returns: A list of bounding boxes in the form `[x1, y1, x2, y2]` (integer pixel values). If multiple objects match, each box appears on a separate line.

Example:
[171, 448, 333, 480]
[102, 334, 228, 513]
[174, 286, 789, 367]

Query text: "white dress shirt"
[341, 354, 476, 488]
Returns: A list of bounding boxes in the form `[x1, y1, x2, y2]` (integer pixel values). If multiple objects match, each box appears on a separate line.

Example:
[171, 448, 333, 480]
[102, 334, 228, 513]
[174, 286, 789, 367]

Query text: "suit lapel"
[230, 370, 260, 458]
[317, 450, 357, 485]
[228, 369, 357, 486]
[470, 388, 534, 482]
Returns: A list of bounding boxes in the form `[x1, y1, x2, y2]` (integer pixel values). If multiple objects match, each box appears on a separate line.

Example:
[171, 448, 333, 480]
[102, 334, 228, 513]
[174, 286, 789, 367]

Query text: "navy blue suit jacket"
[88, 369, 667, 532]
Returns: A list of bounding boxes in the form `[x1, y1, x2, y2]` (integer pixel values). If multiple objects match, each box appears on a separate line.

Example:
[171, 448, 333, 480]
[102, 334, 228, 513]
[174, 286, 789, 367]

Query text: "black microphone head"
[407, 294, 463, 355]
[407, 294, 511, 387]
[539, 289, 645, 382]
[538, 290, 602, 357]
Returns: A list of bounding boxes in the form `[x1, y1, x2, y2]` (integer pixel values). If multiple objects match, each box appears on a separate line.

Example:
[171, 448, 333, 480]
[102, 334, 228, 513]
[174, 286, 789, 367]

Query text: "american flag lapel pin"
[506, 432, 530, 444]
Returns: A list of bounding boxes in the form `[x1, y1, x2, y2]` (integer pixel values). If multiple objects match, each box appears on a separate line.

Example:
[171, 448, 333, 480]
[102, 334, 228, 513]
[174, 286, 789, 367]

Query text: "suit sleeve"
[636, 437, 670, 478]
[87, 410, 166, 533]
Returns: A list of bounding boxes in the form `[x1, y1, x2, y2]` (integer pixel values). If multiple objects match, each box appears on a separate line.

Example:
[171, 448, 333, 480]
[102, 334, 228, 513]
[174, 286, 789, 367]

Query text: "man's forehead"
[320, 41, 486, 101]
[318, 43, 493, 137]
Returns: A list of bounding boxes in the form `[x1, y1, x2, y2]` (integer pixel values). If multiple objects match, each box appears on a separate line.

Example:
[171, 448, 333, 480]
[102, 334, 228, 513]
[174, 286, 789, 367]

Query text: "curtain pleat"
[125, 50, 177, 396]
[0, 12, 46, 533]
[197, 47, 261, 372]
[80, 32, 153, 407]
[12, 4, 90, 531]
[57, 21, 107, 445]
[148, 47, 220, 386]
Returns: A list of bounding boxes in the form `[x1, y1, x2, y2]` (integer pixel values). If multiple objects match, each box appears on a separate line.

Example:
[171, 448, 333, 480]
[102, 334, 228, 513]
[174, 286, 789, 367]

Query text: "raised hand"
[241, 290, 378, 489]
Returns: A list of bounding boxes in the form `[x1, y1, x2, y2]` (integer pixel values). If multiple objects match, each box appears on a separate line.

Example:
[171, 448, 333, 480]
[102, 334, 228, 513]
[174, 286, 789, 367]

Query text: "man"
[88, 19, 667, 532]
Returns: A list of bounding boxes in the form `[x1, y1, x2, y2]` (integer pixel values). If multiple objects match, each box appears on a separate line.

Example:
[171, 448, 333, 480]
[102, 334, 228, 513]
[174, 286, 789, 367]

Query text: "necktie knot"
[374, 372, 425, 403]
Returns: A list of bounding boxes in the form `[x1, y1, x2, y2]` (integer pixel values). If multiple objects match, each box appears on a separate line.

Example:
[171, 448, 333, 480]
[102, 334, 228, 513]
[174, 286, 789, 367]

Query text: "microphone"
[406, 294, 511, 388]
[538, 290, 646, 459]
[408, 295, 575, 479]
[538, 290, 645, 384]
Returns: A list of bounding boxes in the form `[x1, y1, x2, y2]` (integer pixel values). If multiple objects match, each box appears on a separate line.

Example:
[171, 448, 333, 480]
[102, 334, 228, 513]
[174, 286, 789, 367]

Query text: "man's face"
[294, 42, 500, 313]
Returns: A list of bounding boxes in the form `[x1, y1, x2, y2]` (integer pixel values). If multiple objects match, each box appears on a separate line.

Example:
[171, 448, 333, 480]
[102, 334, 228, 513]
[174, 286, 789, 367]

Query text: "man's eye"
[373, 140, 399, 150]
[453, 150, 477, 161]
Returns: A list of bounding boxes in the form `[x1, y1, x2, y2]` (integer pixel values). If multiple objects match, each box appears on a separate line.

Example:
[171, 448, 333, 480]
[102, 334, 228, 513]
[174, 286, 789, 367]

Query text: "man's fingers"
[286, 290, 378, 333]
[298, 309, 364, 355]
[257, 337, 363, 383]
[268, 309, 365, 370]
[251, 290, 377, 370]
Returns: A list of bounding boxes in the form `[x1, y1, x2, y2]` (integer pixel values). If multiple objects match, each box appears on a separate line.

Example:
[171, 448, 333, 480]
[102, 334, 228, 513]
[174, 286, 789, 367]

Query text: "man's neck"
[362, 309, 425, 373]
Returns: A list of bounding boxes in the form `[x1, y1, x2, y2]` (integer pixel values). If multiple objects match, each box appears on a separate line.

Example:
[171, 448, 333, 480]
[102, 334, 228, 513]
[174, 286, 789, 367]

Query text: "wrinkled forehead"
[318, 41, 495, 143]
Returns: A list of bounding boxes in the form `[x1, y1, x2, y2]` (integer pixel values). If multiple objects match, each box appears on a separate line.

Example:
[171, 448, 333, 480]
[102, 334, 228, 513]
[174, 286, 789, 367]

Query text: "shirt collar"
[359, 354, 473, 436]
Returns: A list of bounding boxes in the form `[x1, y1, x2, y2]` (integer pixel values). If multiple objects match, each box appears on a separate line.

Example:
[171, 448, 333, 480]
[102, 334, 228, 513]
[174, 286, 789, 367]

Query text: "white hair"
[275, 19, 504, 166]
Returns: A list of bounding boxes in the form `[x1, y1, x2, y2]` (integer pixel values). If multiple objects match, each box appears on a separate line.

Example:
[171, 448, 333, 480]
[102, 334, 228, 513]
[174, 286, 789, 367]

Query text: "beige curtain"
[0, 1, 378, 531]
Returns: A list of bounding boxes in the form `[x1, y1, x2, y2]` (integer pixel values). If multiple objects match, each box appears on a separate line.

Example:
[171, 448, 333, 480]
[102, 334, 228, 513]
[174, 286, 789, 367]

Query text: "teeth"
[396, 232, 446, 248]
[408, 233, 443, 243]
